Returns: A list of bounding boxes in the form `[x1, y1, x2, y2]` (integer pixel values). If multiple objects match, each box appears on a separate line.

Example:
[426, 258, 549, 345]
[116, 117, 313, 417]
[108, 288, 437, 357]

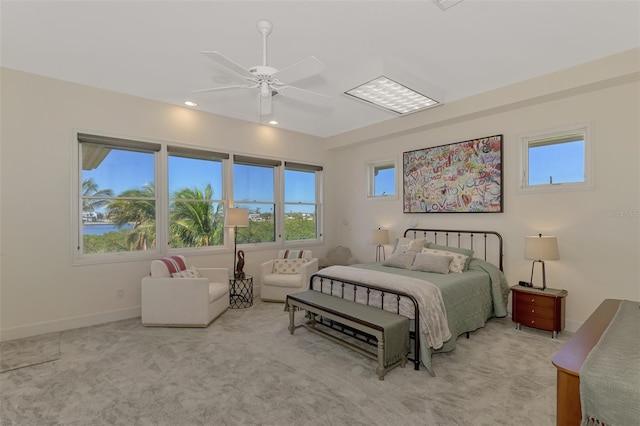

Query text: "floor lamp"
[225, 208, 249, 277]
[524, 234, 559, 291]
[372, 228, 389, 262]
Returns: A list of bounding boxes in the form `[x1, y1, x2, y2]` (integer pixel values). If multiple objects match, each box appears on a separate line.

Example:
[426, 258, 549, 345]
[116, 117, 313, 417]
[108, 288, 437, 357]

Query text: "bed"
[309, 228, 510, 376]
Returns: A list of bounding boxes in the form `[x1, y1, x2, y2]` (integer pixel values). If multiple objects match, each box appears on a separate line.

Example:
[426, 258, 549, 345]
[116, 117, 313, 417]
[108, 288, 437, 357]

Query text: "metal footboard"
[309, 272, 421, 371]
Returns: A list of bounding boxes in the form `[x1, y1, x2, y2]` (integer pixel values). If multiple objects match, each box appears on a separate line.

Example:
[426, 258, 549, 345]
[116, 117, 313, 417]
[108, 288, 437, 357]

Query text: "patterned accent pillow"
[411, 253, 453, 274]
[421, 248, 469, 273]
[273, 258, 306, 274]
[278, 250, 312, 260]
[426, 243, 474, 271]
[159, 256, 187, 274]
[172, 266, 201, 278]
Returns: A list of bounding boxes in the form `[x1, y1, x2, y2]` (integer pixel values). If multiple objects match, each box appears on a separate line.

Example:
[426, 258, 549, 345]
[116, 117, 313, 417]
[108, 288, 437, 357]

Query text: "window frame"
[366, 158, 398, 200]
[167, 145, 229, 253]
[231, 155, 280, 248]
[73, 131, 324, 265]
[518, 122, 594, 194]
[73, 131, 163, 265]
[283, 162, 323, 244]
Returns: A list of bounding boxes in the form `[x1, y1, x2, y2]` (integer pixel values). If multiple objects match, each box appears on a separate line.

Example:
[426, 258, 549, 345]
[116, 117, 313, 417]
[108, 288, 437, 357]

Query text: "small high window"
[519, 123, 593, 193]
[366, 159, 397, 199]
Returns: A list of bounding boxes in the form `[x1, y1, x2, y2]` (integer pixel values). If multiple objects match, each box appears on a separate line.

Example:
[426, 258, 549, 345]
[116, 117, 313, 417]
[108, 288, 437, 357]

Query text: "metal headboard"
[403, 228, 504, 272]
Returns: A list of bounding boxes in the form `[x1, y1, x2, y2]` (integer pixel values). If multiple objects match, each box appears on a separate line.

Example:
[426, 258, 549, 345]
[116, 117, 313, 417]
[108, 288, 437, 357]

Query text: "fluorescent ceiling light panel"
[346, 77, 439, 114]
[343, 59, 444, 115]
[433, 0, 464, 10]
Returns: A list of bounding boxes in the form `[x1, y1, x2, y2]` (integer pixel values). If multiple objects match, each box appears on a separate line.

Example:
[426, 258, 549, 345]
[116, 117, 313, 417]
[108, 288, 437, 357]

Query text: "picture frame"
[403, 134, 503, 213]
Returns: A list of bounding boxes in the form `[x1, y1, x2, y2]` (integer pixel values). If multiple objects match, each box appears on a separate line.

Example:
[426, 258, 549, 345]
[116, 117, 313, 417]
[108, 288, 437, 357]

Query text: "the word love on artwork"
[403, 135, 503, 213]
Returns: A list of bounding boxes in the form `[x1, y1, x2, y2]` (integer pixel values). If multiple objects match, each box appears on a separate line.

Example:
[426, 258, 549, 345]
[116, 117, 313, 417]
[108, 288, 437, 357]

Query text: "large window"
[233, 155, 279, 245]
[168, 147, 228, 249]
[284, 162, 322, 241]
[78, 134, 159, 257]
[519, 123, 593, 193]
[75, 133, 323, 263]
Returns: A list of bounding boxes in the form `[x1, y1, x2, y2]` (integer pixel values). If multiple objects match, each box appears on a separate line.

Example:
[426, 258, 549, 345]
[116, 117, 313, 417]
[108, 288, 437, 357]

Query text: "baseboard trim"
[0, 307, 141, 342]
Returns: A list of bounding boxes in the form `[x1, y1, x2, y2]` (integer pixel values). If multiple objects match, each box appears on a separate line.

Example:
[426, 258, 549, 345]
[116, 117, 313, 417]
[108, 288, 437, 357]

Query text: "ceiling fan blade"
[258, 92, 272, 115]
[277, 85, 332, 107]
[272, 56, 325, 84]
[201, 51, 255, 80]
[191, 84, 252, 94]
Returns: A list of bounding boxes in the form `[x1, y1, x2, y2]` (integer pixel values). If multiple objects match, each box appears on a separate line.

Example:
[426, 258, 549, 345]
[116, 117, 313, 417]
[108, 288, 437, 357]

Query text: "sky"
[84, 141, 583, 214]
[83, 149, 316, 214]
[528, 141, 584, 185]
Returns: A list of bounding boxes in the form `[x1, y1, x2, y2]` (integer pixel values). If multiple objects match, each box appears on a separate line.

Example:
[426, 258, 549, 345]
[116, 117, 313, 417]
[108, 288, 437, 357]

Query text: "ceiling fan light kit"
[194, 19, 331, 116]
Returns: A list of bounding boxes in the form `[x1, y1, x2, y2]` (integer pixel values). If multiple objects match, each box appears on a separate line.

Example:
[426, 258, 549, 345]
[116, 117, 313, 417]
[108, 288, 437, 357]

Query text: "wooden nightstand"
[511, 285, 567, 338]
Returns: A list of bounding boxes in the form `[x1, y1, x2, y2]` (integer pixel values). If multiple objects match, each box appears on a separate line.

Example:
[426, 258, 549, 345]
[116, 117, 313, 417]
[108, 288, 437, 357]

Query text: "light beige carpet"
[0, 300, 568, 425]
[0, 333, 60, 373]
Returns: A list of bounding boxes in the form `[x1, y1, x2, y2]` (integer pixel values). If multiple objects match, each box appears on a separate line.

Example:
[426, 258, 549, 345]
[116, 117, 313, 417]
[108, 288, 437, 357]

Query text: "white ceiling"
[2, 1, 639, 138]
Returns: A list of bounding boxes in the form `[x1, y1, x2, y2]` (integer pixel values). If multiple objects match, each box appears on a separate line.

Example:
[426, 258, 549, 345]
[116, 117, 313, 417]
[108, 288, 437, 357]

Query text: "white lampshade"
[372, 229, 390, 245]
[524, 235, 559, 261]
[225, 208, 249, 227]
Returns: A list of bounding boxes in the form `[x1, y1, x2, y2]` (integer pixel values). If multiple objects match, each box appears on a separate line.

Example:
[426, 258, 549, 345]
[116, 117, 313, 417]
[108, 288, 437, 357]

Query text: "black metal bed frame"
[307, 228, 505, 372]
[403, 228, 504, 272]
[309, 273, 421, 370]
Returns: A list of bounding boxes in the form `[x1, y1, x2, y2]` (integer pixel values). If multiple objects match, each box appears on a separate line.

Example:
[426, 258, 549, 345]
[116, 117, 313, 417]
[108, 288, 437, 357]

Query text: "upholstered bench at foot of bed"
[285, 290, 410, 380]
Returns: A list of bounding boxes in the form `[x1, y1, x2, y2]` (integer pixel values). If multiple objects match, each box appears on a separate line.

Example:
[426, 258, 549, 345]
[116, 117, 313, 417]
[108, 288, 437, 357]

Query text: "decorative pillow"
[172, 266, 201, 278]
[382, 252, 416, 269]
[421, 248, 469, 273]
[410, 253, 453, 274]
[426, 243, 474, 271]
[392, 238, 426, 254]
[159, 256, 187, 274]
[278, 250, 312, 260]
[273, 258, 305, 274]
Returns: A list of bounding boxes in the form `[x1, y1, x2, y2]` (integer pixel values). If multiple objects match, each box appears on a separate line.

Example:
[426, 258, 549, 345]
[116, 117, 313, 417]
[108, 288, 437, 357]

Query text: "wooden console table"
[551, 299, 621, 426]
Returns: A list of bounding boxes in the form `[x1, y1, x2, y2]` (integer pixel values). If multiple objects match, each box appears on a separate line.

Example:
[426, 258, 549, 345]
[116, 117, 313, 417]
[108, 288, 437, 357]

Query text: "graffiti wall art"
[403, 135, 503, 213]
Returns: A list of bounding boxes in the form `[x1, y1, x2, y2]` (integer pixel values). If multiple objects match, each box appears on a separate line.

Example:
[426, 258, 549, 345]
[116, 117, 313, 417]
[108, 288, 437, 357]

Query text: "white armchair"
[260, 250, 318, 302]
[141, 255, 230, 327]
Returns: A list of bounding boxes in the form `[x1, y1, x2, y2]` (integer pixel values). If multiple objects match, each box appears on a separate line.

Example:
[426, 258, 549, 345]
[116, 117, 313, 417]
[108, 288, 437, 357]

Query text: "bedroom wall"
[0, 68, 332, 341]
[1, 49, 638, 340]
[323, 49, 640, 331]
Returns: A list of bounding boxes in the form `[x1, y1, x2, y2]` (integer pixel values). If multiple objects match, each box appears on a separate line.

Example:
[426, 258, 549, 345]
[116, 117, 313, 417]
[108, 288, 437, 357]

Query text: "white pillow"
[273, 258, 305, 274]
[393, 238, 426, 254]
[382, 252, 416, 269]
[172, 266, 201, 278]
[411, 253, 453, 274]
[421, 248, 469, 273]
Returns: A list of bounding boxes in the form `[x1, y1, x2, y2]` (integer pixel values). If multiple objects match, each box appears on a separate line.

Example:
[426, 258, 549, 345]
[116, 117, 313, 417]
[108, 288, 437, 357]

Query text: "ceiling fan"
[194, 19, 331, 116]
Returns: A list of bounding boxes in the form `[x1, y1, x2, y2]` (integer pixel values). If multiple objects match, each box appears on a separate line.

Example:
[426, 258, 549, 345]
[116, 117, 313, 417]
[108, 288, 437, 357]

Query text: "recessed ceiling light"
[268, 120, 279, 125]
[184, 101, 198, 107]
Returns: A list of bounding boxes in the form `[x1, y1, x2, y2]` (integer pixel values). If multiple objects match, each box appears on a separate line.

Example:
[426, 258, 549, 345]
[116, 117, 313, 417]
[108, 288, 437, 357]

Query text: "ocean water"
[83, 223, 133, 235]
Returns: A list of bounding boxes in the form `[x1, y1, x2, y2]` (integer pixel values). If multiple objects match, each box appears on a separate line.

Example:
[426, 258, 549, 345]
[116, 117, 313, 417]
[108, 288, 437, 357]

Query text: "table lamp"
[372, 228, 389, 262]
[524, 234, 559, 290]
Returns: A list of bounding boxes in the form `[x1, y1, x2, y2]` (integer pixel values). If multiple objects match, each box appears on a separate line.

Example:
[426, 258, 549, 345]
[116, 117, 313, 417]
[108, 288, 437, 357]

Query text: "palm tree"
[170, 184, 223, 247]
[82, 178, 114, 213]
[106, 184, 156, 250]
